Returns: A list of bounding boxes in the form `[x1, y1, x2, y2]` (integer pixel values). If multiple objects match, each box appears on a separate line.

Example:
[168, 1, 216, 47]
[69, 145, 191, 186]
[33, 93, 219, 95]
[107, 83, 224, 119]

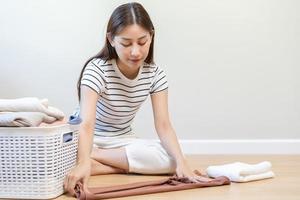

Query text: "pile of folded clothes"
[0, 97, 65, 127]
[206, 161, 275, 182]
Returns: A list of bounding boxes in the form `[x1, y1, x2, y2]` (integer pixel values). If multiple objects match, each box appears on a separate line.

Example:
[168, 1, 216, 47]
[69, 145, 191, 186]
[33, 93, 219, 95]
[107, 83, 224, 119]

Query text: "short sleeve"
[80, 59, 106, 94]
[150, 66, 168, 94]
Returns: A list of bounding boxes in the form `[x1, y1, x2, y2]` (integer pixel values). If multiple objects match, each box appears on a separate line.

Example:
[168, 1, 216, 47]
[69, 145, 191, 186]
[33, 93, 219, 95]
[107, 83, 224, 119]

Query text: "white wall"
[1, 0, 299, 140]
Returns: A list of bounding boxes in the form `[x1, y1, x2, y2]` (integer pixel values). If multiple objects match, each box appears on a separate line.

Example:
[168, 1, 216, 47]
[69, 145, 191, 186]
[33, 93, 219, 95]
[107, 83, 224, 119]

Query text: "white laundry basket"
[0, 124, 79, 199]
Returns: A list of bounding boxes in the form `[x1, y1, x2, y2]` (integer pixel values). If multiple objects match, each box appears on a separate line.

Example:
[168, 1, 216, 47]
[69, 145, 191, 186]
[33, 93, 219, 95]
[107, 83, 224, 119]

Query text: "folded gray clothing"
[0, 112, 57, 127]
[0, 97, 64, 120]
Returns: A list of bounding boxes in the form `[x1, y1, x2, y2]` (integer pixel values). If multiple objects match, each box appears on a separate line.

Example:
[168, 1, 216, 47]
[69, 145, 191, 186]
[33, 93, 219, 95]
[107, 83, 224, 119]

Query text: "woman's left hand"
[175, 159, 212, 183]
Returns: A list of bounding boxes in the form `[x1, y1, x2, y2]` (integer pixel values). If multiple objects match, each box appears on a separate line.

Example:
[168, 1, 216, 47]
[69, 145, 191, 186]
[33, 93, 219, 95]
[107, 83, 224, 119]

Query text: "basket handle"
[63, 132, 73, 143]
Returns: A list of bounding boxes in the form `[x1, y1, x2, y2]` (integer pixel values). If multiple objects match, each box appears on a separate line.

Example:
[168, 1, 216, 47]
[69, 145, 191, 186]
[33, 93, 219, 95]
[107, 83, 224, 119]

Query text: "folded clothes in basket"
[75, 175, 230, 200]
[0, 112, 57, 127]
[206, 161, 275, 182]
[0, 97, 64, 119]
[0, 97, 65, 127]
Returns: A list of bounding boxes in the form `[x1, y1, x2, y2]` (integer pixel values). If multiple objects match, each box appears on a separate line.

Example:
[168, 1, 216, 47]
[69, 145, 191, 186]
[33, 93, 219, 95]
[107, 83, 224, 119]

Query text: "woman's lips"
[129, 59, 141, 63]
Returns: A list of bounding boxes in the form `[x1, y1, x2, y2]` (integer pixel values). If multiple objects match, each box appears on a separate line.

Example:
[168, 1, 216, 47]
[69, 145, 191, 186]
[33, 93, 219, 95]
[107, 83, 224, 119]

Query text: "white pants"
[93, 134, 176, 174]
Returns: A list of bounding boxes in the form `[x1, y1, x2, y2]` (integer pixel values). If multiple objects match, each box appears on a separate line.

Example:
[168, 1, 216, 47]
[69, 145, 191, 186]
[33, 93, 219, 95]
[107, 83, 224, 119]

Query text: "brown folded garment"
[75, 175, 230, 200]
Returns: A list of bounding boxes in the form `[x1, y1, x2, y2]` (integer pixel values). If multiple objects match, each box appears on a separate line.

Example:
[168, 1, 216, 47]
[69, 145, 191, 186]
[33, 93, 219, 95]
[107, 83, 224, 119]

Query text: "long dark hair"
[77, 2, 155, 100]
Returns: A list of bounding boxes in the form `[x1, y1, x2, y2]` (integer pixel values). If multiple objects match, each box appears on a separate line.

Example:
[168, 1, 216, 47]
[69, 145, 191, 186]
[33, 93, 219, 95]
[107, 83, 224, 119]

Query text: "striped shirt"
[81, 58, 168, 137]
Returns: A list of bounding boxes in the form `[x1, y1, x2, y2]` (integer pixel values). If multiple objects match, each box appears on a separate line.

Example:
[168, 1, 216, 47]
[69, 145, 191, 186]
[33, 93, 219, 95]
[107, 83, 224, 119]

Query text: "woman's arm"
[150, 90, 186, 164]
[151, 90, 208, 181]
[64, 85, 98, 195]
[77, 86, 98, 164]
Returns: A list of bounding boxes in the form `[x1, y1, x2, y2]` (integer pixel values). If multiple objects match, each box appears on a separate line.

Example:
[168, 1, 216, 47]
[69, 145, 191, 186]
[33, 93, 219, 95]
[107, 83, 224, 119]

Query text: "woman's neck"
[116, 59, 140, 80]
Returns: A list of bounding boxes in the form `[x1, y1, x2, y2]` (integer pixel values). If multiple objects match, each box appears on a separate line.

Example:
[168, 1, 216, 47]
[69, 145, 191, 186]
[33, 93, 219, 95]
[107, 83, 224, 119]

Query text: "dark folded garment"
[75, 175, 230, 200]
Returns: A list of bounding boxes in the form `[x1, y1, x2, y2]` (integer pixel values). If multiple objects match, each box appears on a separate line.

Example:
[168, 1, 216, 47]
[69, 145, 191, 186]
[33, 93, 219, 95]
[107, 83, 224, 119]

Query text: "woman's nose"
[130, 44, 141, 57]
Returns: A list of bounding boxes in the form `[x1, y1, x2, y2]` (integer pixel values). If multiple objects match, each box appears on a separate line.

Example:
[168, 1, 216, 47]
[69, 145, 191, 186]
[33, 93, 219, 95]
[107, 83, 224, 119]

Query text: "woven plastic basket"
[0, 124, 79, 199]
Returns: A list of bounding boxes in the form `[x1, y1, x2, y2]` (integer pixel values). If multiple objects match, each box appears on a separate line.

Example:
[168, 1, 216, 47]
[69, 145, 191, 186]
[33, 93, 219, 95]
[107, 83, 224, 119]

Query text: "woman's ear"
[107, 33, 115, 47]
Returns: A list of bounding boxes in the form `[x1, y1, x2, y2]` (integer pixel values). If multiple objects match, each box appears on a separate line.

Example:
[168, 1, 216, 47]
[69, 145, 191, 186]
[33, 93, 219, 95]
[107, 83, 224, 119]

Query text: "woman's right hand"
[64, 160, 91, 196]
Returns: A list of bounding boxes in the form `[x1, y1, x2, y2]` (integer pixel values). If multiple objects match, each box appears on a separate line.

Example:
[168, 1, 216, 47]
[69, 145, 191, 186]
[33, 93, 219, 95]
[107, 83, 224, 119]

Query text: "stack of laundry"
[206, 161, 275, 182]
[0, 97, 65, 127]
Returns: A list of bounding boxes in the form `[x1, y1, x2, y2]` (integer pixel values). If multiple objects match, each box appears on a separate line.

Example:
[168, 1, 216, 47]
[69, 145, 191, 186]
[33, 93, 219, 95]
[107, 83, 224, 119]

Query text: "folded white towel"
[206, 161, 275, 182]
[0, 97, 64, 120]
[0, 112, 57, 127]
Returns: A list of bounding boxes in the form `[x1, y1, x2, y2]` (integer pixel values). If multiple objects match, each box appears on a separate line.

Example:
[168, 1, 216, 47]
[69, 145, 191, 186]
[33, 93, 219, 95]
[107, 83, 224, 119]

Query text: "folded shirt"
[0, 112, 57, 127]
[0, 97, 64, 120]
[206, 161, 275, 182]
[75, 175, 230, 200]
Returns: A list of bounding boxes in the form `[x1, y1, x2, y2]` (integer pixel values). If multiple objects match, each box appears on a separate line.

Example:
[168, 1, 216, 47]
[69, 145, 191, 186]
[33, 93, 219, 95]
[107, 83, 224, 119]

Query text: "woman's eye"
[138, 42, 147, 46]
[121, 43, 131, 47]
[120, 41, 147, 47]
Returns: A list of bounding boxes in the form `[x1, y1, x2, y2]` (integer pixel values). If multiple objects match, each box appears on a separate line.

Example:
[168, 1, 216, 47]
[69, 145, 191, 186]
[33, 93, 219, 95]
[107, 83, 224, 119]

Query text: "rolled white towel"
[206, 161, 275, 182]
[0, 112, 57, 127]
[0, 97, 64, 120]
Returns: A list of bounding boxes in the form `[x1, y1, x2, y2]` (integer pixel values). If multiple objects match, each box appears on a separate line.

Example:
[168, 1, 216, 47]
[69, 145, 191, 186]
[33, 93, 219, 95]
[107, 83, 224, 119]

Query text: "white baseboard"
[178, 139, 300, 154]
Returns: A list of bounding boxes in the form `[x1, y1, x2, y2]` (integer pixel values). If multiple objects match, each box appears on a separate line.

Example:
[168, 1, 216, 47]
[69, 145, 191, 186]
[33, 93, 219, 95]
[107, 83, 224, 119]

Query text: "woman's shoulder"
[142, 62, 165, 74]
[88, 58, 113, 67]
[85, 58, 114, 73]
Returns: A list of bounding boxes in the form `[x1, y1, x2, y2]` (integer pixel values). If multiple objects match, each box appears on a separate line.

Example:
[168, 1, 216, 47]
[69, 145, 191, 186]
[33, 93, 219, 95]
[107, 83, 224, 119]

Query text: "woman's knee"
[125, 143, 176, 174]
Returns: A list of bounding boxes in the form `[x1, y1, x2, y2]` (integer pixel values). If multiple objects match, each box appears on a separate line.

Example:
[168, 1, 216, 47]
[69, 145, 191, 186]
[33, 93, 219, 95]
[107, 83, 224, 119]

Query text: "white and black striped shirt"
[81, 58, 168, 137]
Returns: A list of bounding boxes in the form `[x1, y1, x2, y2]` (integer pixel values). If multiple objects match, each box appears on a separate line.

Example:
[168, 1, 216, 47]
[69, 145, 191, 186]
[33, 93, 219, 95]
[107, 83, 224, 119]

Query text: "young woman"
[64, 2, 209, 195]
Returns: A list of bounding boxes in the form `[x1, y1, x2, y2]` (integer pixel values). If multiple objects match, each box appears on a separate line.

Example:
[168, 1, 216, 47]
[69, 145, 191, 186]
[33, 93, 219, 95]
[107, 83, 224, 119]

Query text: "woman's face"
[110, 24, 152, 71]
